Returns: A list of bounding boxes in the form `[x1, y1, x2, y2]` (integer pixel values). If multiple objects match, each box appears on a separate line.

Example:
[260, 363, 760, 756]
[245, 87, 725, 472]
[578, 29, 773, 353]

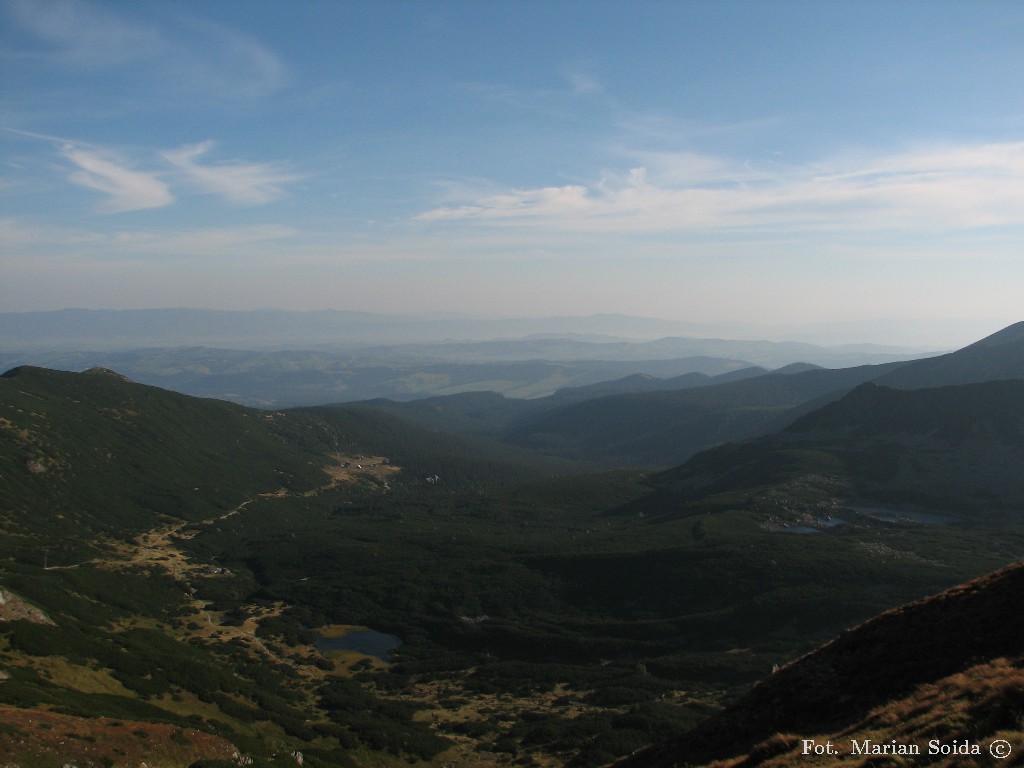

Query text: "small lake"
[770, 518, 845, 534]
[316, 629, 402, 661]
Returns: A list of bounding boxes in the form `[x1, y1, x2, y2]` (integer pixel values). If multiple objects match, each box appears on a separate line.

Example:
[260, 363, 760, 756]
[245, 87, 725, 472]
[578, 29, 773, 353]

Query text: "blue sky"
[3, 0, 1023, 344]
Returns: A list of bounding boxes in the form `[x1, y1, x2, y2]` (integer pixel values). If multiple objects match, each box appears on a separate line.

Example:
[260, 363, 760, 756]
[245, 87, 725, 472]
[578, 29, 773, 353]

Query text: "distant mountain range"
[0, 346, 764, 406]
[0, 308, 957, 351]
[1, 309, 940, 407]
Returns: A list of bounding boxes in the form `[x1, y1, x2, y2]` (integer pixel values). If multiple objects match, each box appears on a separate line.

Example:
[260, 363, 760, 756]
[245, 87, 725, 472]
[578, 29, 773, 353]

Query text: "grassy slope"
[0, 705, 238, 768]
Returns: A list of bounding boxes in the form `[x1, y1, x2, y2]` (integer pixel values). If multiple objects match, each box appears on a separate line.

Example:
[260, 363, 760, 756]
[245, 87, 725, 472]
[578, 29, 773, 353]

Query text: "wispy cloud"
[417, 142, 1024, 234]
[418, 184, 591, 223]
[169, 17, 288, 100]
[12, 131, 299, 212]
[6, 0, 162, 68]
[161, 141, 301, 206]
[559, 60, 602, 95]
[6, 0, 286, 100]
[61, 145, 174, 213]
[457, 59, 605, 113]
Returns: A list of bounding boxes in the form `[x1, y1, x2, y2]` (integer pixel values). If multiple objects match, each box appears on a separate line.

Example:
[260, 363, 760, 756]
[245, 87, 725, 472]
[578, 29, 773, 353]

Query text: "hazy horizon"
[2, 305, 1016, 350]
[3, 1, 1022, 344]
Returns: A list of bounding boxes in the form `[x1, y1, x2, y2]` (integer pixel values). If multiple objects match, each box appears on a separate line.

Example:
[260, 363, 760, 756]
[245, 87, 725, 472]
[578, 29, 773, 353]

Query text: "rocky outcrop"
[0, 586, 55, 625]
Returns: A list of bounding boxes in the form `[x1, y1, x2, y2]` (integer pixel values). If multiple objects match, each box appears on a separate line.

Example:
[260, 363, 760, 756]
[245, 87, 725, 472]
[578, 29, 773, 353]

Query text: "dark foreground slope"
[619, 561, 1024, 768]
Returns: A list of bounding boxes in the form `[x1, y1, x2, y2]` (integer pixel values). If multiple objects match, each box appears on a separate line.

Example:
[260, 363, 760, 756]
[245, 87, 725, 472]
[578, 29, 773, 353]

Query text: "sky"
[2, 0, 1023, 345]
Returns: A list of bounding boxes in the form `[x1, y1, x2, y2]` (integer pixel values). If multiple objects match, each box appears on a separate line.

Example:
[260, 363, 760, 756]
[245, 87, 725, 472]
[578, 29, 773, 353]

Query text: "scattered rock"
[0, 587, 56, 625]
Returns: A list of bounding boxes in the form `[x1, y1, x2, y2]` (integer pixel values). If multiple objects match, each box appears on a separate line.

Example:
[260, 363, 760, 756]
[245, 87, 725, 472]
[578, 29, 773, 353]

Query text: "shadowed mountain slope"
[655, 379, 1024, 512]
[787, 378, 1024, 442]
[618, 561, 1024, 767]
[353, 365, 773, 443]
[502, 361, 909, 467]
[540, 365, 771, 405]
[873, 320, 1024, 389]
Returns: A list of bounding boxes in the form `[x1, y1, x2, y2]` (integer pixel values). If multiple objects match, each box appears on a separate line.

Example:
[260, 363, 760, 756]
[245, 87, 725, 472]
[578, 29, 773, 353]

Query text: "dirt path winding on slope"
[100, 455, 399, 673]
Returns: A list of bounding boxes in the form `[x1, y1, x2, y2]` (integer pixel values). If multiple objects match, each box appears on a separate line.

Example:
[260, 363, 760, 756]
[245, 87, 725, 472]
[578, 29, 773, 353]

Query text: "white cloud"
[61, 145, 174, 213]
[162, 141, 300, 206]
[418, 184, 590, 222]
[22, 133, 298, 211]
[417, 141, 1024, 235]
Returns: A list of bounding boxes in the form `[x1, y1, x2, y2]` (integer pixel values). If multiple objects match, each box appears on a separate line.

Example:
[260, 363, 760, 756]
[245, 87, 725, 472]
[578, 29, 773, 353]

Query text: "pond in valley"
[316, 629, 402, 661]
[770, 518, 846, 534]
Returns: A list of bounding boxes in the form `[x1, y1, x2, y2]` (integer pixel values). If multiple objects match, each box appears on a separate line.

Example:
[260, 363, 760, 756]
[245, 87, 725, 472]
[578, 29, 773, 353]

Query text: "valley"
[1, 323, 1024, 767]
